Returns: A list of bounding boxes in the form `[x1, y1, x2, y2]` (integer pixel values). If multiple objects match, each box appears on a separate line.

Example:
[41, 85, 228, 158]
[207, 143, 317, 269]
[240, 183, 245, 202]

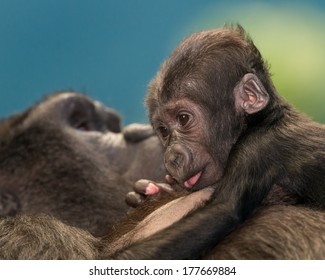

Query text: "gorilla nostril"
[165, 143, 191, 171]
[166, 152, 184, 169]
[174, 153, 183, 167]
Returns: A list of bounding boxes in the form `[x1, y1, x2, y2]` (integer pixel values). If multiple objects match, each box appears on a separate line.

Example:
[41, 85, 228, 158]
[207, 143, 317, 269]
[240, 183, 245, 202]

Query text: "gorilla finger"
[165, 174, 177, 184]
[154, 183, 177, 195]
[135, 179, 176, 197]
[123, 124, 155, 143]
[125, 192, 146, 208]
[135, 179, 160, 195]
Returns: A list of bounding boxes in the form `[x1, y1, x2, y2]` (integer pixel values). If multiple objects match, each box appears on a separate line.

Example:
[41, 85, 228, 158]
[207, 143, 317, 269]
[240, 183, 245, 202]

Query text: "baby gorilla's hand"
[125, 178, 177, 208]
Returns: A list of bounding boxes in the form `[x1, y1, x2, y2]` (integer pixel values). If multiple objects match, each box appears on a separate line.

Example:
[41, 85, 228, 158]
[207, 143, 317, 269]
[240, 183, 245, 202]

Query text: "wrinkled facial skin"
[150, 98, 223, 191]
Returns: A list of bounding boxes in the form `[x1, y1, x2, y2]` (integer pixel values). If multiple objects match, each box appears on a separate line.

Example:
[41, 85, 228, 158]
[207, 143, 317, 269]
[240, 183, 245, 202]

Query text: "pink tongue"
[184, 171, 202, 188]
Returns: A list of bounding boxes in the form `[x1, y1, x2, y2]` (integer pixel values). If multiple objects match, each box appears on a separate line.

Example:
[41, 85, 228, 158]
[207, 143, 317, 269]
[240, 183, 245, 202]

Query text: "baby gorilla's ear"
[234, 73, 269, 114]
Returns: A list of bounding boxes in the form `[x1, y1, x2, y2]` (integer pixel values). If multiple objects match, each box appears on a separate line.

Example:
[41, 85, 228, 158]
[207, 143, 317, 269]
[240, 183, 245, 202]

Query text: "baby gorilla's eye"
[157, 126, 169, 138]
[177, 113, 190, 127]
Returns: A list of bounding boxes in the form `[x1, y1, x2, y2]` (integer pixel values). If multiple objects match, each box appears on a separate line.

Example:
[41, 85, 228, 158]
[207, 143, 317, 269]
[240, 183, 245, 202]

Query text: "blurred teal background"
[0, 0, 324, 124]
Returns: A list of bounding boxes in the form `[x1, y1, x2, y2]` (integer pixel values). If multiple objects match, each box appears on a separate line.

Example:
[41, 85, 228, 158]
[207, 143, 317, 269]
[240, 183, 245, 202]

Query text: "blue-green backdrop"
[0, 0, 324, 124]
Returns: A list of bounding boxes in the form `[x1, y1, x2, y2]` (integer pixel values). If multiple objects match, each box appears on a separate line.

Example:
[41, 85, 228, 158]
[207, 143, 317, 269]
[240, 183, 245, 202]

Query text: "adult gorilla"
[0, 92, 165, 236]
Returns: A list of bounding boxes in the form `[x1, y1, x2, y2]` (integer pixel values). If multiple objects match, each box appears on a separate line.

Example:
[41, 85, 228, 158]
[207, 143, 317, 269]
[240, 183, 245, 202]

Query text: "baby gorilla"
[124, 24, 325, 259]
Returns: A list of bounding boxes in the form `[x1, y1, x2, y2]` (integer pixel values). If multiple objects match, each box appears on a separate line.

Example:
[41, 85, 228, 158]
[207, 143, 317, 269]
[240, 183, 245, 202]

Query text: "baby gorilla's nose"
[169, 152, 183, 167]
[164, 143, 191, 176]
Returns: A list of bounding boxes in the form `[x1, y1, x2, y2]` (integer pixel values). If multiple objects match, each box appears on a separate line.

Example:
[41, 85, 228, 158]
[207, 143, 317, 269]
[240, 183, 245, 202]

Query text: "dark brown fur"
[206, 204, 325, 260]
[0, 215, 99, 259]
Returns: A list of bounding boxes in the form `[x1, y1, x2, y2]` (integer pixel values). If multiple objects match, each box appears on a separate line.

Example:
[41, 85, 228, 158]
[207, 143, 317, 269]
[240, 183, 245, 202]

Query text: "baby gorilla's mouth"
[184, 171, 202, 188]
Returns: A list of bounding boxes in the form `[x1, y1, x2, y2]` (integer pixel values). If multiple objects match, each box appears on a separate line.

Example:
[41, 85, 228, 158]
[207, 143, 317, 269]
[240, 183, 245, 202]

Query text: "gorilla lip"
[184, 171, 202, 188]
